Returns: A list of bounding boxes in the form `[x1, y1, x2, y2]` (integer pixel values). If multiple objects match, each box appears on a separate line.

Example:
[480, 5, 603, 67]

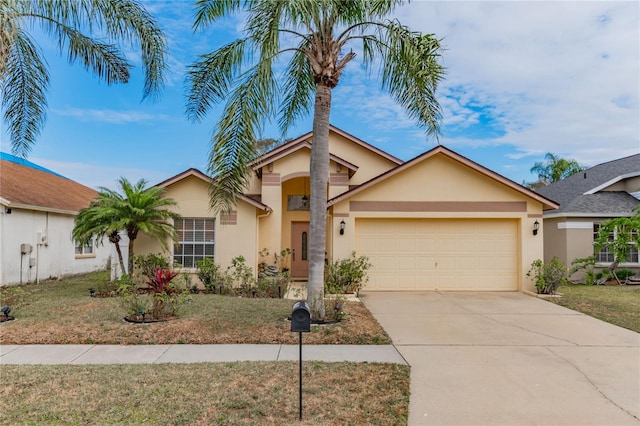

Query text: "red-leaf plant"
[147, 268, 179, 319]
[148, 269, 179, 294]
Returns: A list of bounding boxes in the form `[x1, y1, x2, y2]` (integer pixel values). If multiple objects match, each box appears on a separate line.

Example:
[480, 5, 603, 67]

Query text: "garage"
[356, 218, 519, 291]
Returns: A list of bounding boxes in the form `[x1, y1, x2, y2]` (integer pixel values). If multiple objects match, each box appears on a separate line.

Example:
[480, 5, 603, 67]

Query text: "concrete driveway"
[361, 291, 640, 426]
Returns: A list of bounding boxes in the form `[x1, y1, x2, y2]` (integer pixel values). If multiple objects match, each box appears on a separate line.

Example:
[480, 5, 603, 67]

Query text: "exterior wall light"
[339, 220, 346, 235]
[533, 220, 540, 236]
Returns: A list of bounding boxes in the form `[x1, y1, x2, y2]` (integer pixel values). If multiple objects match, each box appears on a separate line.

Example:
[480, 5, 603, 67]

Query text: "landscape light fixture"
[533, 220, 540, 236]
[89, 288, 96, 297]
[339, 220, 346, 235]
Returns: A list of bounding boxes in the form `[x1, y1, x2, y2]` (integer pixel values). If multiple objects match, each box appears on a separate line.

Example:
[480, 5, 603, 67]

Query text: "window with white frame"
[75, 240, 94, 256]
[593, 223, 639, 263]
[173, 218, 215, 268]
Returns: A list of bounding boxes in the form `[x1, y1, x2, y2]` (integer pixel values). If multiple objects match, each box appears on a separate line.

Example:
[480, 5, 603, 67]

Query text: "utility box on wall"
[20, 243, 32, 254]
[37, 231, 48, 246]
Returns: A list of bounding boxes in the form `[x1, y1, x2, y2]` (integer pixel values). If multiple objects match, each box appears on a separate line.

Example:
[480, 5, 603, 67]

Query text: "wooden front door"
[291, 222, 309, 278]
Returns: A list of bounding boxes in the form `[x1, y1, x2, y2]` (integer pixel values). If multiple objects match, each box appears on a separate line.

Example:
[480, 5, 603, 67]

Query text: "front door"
[291, 222, 309, 278]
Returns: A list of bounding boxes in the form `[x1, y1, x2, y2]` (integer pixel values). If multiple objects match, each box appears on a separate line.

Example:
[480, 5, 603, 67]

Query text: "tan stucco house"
[137, 126, 558, 292]
[536, 153, 640, 277]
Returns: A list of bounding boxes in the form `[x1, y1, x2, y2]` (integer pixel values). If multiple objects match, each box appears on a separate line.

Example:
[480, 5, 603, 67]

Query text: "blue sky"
[1, 1, 638, 190]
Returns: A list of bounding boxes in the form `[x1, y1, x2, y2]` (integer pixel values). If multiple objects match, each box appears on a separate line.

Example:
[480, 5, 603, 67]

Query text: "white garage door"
[356, 219, 519, 291]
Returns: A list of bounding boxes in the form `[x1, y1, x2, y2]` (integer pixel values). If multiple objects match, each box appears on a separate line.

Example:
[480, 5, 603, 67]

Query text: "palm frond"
[2, 29, 49, 157]
[2, 0, 166, 155]
[90, 0, 167, 99]
[375, 20, 444, 137]
[73, 177, 181, 253]
[193, 0, 244, 30]
[185, 39, 247, 123]
[278, 47, 314, 133]
[208, 58, 278, 214]
[60, 25, 131, 84]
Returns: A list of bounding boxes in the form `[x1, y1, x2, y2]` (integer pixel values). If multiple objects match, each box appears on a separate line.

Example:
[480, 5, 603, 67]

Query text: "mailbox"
[291, 301, 311, 332]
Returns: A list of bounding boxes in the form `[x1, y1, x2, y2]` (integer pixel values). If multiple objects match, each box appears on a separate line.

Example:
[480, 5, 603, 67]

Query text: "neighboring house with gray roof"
[0, 153, 110, 285]
[536, 153, 640, 277]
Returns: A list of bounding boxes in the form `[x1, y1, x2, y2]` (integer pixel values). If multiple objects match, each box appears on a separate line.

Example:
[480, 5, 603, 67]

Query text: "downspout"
[326, 212, 333, 264]
[255, 209, 272, 276]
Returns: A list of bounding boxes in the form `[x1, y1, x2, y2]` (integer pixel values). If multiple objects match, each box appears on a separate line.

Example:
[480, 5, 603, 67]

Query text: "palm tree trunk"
[308, 83, 332, 320]
[108, 231, 127, 278]
[127, 237, 135, 276]
[115, 242, 126, 276]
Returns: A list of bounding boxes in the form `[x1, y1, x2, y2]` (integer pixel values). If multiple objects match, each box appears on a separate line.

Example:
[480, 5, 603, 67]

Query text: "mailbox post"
[291, 301, 311, 420]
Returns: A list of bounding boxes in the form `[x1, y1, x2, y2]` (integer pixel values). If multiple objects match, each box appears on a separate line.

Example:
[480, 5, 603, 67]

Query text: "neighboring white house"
[0, 153, 110, 285]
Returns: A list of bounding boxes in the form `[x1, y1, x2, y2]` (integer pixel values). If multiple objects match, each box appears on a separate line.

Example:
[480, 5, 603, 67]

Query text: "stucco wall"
[327, 132, 398, 185]
[136, 174, 259, 275]
[544, 217, 640, 279]
[330, 153, 546, 292]
[0, 207, 110, 286]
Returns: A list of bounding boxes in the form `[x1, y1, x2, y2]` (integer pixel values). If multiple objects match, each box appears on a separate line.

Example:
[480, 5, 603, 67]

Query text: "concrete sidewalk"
[0, 344, 407, 365]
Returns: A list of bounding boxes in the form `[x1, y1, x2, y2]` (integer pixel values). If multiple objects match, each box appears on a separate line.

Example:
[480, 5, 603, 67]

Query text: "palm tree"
[72, 177, 181, 276]
[1, 0, 166, 157]
[530, 153, 585, 186]
[186, 0, 444, 319]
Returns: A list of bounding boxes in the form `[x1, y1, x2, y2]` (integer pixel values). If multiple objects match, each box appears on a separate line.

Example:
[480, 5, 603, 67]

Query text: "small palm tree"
[530, 153, 585, 185]
[186, 0, 444, 319]
[73, 177, 181, 276]
[1, 0, 166, 157]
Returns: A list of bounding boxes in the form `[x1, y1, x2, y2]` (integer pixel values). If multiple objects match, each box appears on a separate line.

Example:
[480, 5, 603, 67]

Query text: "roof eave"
[1, 202, 79, 216]
[543, 211, 637, 219]
[329, 145, 560, 210]
[584, 171, 640, 195]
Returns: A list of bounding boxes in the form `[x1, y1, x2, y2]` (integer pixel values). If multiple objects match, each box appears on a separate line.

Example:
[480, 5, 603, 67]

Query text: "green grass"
[550, 283, 640, 332]
[0, 362, 410, 425]
[0, 271, 390, 345]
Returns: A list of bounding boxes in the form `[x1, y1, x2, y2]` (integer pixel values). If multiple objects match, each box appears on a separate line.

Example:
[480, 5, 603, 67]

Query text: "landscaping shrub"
[117, 275, 152, 319]
[324, 296, 346, 322]
[255, 273, 289, 298]
[325, 252, 372, 296]
[117, 269, 191, 321]
[226, 255, 255, 296]
[570, 256, 597, 285]
[133, 253, 170, 284]
[195, 258, 226, 292]
[527, 257, 568, 295]
[616, 269, 636, 280]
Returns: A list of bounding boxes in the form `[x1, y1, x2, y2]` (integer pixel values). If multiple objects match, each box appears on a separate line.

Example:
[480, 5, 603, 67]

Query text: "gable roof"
[155, 168, 271, 212]
[250, 140, 359, 177]
[250, 124, 403, 169]
[0, 154, 97, 214]
[328, 145, 558, 210]
[536, 153, 640, 217]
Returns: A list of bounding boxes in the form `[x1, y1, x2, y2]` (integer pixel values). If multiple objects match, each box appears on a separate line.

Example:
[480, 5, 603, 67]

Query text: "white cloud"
[382, 1, 640, 163]
[51, 108, 172, 124]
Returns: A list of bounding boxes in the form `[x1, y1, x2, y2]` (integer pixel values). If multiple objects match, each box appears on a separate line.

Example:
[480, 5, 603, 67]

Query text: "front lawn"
[0, 271, 390, 345]
[549, 283, 640, 333]
[0, 362, 410, 425]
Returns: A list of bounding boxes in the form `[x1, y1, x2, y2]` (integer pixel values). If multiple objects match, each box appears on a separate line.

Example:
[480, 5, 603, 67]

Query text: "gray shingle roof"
[536, 153, 640, 216]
